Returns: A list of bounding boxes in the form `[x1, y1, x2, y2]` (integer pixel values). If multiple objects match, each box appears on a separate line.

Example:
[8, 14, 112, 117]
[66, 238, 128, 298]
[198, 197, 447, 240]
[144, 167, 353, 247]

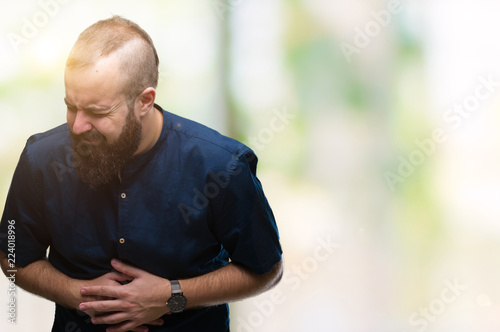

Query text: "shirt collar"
[122, 103, 169, 173]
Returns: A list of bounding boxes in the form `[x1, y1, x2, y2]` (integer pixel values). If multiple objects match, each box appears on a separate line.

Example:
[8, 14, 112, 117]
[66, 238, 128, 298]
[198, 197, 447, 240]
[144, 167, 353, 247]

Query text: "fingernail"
[81, 288, 87, 295]
[111, 259, 118, 265]
[79, 304, 86, 310]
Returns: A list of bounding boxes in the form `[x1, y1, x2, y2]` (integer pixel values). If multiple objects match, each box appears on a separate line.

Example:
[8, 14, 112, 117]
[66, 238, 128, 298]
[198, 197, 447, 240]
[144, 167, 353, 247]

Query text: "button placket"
[117, 188, 129, 257]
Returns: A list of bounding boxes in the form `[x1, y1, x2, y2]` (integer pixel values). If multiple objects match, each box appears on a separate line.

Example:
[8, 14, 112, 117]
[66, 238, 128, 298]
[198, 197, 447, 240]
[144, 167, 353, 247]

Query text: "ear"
[137, 87, 156, 117]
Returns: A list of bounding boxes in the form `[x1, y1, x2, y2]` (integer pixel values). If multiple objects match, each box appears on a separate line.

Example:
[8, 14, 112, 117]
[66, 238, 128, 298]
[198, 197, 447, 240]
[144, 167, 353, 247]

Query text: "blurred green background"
[2, 0, 500, 331]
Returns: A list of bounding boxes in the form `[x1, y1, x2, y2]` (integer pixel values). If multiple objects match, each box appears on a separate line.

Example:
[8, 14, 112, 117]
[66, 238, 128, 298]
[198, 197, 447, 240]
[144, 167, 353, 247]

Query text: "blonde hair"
[66, 16, 159, 99]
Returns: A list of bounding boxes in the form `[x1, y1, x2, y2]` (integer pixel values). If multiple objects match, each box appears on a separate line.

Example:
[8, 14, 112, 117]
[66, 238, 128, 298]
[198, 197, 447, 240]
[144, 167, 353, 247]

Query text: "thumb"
[111, 259, 143, 278]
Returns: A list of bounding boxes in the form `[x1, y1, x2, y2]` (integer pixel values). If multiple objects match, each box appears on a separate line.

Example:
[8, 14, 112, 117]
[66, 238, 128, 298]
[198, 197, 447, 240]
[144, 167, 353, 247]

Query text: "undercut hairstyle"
[66, 16, 159, 100]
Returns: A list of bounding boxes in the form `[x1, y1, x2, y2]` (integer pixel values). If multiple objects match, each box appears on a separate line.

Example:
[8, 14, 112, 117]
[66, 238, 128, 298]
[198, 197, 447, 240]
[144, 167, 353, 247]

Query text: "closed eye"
[91, 112, 109, 118]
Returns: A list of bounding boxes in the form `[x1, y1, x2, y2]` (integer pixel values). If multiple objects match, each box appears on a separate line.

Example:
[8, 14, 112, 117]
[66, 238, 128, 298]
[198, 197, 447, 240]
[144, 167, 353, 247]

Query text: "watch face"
[168, 294, 187, 313]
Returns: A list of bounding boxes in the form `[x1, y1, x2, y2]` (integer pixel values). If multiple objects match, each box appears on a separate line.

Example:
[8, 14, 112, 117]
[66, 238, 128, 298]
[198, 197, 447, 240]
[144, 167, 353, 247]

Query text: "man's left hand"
[79, 259, 171, 332]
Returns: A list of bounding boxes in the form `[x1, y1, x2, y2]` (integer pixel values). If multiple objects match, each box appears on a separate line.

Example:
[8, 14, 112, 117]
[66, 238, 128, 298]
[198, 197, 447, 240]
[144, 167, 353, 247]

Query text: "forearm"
[0, 251, 81, 309]
[181, 259, 283, 309]
[76, 258, 283, 331]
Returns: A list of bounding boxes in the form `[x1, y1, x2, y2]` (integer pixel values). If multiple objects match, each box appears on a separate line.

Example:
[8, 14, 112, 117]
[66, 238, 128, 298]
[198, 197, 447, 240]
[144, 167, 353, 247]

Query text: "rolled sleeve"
[0, 143, 50, 267]
[212, 150, 282, 274]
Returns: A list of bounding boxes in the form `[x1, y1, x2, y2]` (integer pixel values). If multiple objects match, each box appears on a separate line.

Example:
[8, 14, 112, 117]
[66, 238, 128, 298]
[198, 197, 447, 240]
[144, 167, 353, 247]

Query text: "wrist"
[63, 278, 84, 310]
[166, 279, 187, 313]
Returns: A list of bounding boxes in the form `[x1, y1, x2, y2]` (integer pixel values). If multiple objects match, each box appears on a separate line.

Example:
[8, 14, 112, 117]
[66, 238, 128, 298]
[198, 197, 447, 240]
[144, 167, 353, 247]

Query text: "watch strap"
[170, 279, 182, 295]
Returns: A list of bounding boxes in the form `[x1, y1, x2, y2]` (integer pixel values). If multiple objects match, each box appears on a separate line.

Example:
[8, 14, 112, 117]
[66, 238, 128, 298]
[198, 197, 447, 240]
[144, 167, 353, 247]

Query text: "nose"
[69, 110, 93, 135]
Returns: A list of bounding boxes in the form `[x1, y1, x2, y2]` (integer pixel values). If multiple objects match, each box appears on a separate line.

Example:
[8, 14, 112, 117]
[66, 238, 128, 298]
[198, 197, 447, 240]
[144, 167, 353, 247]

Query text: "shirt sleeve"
[0, 142, 50, 267]
[211, 149, 282, 274]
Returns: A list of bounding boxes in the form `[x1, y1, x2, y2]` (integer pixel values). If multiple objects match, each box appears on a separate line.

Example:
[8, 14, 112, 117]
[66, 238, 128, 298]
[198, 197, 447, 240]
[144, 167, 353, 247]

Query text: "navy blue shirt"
[0, 105, 282, 331]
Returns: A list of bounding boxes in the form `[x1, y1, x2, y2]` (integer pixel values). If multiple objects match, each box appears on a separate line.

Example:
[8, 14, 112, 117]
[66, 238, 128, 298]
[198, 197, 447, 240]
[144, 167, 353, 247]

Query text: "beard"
[70, 108, 142, 189]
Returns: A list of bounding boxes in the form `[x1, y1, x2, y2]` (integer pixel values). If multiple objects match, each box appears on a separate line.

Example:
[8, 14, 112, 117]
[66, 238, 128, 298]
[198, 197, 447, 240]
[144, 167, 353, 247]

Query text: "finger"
[111, 259, 143, 278]
[90, 311, 130, 325]
[81, 285, 121, 298]
[81, 308, 96, 318]
[79, 299, 124, 313]
[129, 326, 149, 332]
[106, 271, 134, 282]
[146, 318, 164, 326]
[106, 321, 148, 332]
[81, 294, 105, 302]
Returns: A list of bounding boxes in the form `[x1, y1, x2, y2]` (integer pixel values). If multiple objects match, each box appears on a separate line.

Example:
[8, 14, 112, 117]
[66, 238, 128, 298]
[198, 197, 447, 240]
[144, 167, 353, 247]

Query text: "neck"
[134, 105, 163, 156]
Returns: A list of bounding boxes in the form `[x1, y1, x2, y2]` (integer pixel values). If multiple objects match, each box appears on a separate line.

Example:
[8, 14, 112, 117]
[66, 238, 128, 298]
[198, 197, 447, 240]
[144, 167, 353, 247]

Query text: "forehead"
[64, 54, 127, 105]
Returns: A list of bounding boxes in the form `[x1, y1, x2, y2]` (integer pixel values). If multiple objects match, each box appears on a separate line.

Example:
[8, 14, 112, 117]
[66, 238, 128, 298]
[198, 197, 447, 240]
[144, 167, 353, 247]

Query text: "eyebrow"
[63, 98, 114, 112]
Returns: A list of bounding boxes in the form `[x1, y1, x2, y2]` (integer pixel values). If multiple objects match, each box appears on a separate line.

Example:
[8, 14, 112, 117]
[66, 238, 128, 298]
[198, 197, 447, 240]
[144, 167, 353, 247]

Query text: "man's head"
[66, 15, 159, 100]
[64, 16, 159, 188]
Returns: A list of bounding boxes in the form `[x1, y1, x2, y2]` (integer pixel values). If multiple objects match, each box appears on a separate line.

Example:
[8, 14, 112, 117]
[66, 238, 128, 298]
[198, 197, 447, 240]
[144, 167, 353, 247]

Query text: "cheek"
[96, 119, 122, 142]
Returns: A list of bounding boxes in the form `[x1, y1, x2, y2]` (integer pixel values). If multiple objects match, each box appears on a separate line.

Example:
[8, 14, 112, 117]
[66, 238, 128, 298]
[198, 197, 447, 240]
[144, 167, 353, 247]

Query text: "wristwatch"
[167, 280, 187, 313]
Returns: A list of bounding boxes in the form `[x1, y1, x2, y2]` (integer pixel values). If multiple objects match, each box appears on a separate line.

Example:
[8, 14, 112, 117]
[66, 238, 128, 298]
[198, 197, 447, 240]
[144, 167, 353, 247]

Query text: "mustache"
[71, 129, 105, 143]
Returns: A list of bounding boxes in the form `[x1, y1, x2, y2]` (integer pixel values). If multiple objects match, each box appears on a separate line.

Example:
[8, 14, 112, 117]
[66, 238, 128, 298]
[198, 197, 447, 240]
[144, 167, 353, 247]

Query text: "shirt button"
[120, 193, 126, 199]
[119, 238, 125, 244]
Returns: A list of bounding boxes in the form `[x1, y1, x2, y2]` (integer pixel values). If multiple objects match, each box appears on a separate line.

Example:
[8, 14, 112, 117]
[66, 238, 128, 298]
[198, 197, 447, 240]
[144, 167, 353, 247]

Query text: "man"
[0, 16, 283, 332]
